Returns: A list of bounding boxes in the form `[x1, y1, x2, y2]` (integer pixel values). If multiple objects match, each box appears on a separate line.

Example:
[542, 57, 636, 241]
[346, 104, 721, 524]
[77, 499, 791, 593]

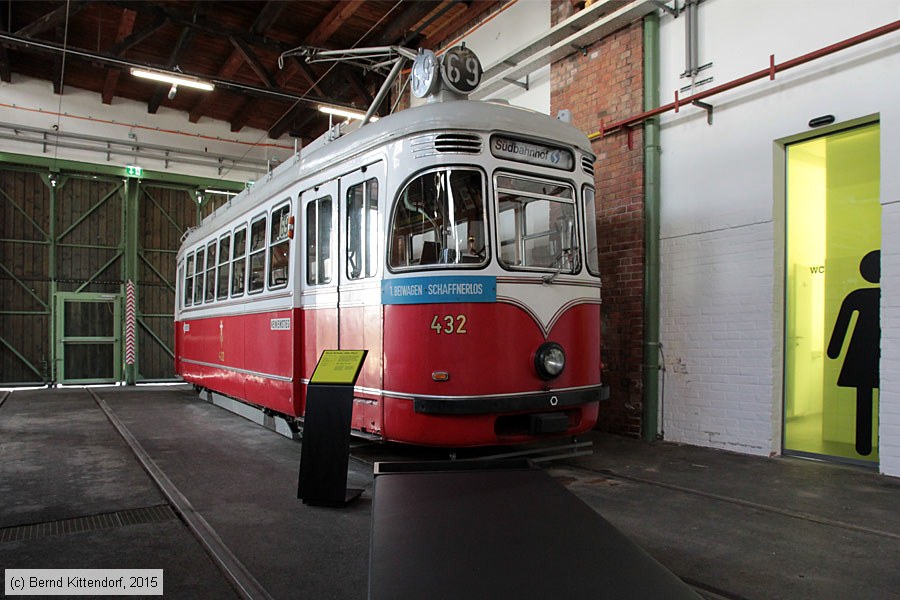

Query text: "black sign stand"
[297, 350, 367, 507]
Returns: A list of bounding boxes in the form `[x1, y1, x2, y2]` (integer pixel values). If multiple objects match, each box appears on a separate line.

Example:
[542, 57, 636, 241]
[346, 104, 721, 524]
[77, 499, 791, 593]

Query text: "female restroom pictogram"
[826, 250, 880, 456]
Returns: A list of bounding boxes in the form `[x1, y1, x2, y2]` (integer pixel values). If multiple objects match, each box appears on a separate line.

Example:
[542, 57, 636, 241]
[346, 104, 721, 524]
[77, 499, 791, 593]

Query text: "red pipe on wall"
[589, 19, 900, 140]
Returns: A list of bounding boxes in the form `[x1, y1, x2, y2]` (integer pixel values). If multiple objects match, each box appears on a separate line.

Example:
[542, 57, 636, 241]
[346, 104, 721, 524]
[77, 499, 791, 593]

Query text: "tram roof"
[302, 99, 595, 170]
[180, 99, 594, 252]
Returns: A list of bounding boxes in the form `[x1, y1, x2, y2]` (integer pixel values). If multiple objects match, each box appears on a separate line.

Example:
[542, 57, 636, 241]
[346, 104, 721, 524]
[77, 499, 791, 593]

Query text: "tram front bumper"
[412, 385, 608, 416]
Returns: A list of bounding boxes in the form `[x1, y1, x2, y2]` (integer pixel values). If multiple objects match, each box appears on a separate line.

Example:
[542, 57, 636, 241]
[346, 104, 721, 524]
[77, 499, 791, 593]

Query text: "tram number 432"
[431, 314, 467, 334]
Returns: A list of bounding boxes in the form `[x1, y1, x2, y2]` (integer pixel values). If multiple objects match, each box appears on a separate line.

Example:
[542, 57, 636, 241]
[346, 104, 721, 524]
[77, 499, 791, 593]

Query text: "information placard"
[309, 350, 367, 386]
[299, 349, 369, 506]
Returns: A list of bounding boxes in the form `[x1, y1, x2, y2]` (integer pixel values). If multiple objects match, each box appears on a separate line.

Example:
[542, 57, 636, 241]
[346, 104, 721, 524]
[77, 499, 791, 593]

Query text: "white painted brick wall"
[660, 223, 776, 456]
[658, 0, 900, 475]
[880, 201, 900, 476]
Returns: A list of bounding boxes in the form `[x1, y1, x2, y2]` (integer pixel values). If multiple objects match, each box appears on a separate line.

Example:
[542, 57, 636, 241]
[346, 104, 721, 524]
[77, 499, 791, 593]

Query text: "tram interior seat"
[420, 241, 440, 265]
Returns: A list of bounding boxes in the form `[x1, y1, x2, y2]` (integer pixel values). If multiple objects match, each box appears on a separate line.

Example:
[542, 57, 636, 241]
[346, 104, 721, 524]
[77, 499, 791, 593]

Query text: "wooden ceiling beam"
[106, 11, 168, 56]
[305, 0, 368, 48]
[251, 2, 287, 35]
[344, 69, 374, 108]
[3, 1, 500, 139]
[424, 1, 501, 49]
[101, 8, 137, 105]
[228, 97, 254, 133]
[189, 1, 285, 126]
[268, 101, 310, 140]
[230, 36, 278, 89]
[286, 111, 321, 144]
[51, 26, 64, 95]
[187, 47, 246, 124]
[104, 1, 291, 53]
[276, 57, 326, 97]
[147, 27, 197, 113]
[0, 11, 11, 82]
[14, 2, 87, 38]
[371, 1, 444, 46]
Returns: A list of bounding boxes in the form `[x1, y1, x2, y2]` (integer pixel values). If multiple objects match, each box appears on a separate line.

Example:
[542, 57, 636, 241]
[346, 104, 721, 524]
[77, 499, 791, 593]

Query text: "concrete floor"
[1, 385, 898, 599]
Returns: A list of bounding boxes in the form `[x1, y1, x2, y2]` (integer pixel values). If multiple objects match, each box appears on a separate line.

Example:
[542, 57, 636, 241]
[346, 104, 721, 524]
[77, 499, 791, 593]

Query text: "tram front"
[380, 106, 606, 446]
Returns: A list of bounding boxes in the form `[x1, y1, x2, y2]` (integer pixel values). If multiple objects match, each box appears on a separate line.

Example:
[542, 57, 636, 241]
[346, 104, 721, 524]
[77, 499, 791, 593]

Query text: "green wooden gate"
[0, 156, 239, 385]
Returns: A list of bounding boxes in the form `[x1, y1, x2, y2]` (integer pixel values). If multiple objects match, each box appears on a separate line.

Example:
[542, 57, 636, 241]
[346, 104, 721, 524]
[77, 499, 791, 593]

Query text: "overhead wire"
[213, 0, 407, 184]
[1, 2, 407, 184]
[21, 0, 511, 186]
[52, 0, 72, 171]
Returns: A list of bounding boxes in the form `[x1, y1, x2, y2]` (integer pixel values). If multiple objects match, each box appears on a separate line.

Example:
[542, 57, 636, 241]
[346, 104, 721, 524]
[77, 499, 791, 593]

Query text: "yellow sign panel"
[310, 350, 368, 386]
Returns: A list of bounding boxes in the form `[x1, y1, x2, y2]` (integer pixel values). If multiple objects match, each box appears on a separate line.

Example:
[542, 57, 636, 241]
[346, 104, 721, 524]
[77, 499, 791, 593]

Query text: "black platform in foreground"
[369, 460, 701, 600]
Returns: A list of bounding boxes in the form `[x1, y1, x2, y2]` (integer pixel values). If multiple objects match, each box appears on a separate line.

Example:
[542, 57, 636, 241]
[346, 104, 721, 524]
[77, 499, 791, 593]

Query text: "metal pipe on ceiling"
[0, 122, 269, 175]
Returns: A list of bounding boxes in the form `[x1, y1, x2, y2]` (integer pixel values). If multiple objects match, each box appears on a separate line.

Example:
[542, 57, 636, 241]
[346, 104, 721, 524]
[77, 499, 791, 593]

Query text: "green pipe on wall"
[642, 11, 662, 441]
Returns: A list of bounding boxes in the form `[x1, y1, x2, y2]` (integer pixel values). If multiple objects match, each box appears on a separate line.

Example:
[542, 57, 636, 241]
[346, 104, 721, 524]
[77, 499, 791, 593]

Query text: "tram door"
[300, 181, 340, 387]
[339, 163, 385, 434]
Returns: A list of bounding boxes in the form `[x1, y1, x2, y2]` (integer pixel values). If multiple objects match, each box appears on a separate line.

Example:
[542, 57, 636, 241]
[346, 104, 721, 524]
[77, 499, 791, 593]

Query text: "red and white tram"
[175, 53, 606, 446]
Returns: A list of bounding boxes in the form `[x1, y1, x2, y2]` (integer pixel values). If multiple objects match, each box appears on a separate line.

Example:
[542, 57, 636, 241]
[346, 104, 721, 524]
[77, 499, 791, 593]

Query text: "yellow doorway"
[784, 123, 880, 464]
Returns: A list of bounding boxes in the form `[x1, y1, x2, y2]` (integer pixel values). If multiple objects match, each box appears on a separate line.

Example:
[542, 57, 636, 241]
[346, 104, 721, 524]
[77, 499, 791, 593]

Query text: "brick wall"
[551, 2, 646, 436]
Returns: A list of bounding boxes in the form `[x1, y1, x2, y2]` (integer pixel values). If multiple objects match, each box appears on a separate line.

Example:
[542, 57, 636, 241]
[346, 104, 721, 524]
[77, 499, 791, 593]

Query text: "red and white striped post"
[125, 280, 136, 381]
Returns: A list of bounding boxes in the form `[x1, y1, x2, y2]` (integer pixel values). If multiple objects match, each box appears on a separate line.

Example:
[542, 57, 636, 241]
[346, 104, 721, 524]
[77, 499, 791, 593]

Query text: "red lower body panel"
[176, 300, 601, 447]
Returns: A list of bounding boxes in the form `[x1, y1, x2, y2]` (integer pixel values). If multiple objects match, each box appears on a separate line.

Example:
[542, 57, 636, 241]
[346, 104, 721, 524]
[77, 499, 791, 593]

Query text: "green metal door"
[55, 292, 122, 384]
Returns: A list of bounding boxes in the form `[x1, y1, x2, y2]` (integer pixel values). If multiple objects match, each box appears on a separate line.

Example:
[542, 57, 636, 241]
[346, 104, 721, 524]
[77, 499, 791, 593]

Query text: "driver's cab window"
[388, 168, 487, 270]
[495, 174, 579, 274]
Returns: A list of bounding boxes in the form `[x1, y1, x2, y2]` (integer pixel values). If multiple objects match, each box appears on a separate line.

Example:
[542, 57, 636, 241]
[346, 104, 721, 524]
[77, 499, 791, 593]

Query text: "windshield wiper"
[542, 248, 577, 284]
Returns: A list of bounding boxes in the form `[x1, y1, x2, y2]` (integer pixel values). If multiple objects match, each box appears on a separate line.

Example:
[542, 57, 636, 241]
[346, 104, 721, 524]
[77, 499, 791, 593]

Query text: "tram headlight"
[534, 342, 566, 380]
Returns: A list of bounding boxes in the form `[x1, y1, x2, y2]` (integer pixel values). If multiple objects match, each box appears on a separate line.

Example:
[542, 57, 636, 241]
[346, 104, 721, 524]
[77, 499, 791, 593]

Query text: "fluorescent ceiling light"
[130, 68, 215, 91]
[318, 105, 377, 122]
[204, 189, 239, 196]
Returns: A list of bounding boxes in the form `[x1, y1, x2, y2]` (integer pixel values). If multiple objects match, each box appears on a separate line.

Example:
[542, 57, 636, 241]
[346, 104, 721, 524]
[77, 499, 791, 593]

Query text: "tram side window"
[388, 169, 486, 270]
[204, 241, 217, 302]
[307, 196, 333, 285]
[347, 179, 378, 279]
[583, 186, 601, 277]
[184, 253, 194, 307]
[231, 227, 247, 297]
[193, 247, 205, 305]
[269, 203, 291, 289]
[495, 175, 579, 273]
[248, 216, 267, 294]
[217, 234, 231, 300]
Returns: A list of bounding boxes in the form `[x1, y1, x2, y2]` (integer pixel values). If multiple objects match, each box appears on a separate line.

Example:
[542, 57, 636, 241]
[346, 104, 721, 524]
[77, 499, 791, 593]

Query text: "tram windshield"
[495, 174, 579, 274]
[389, 169, 487, 269]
